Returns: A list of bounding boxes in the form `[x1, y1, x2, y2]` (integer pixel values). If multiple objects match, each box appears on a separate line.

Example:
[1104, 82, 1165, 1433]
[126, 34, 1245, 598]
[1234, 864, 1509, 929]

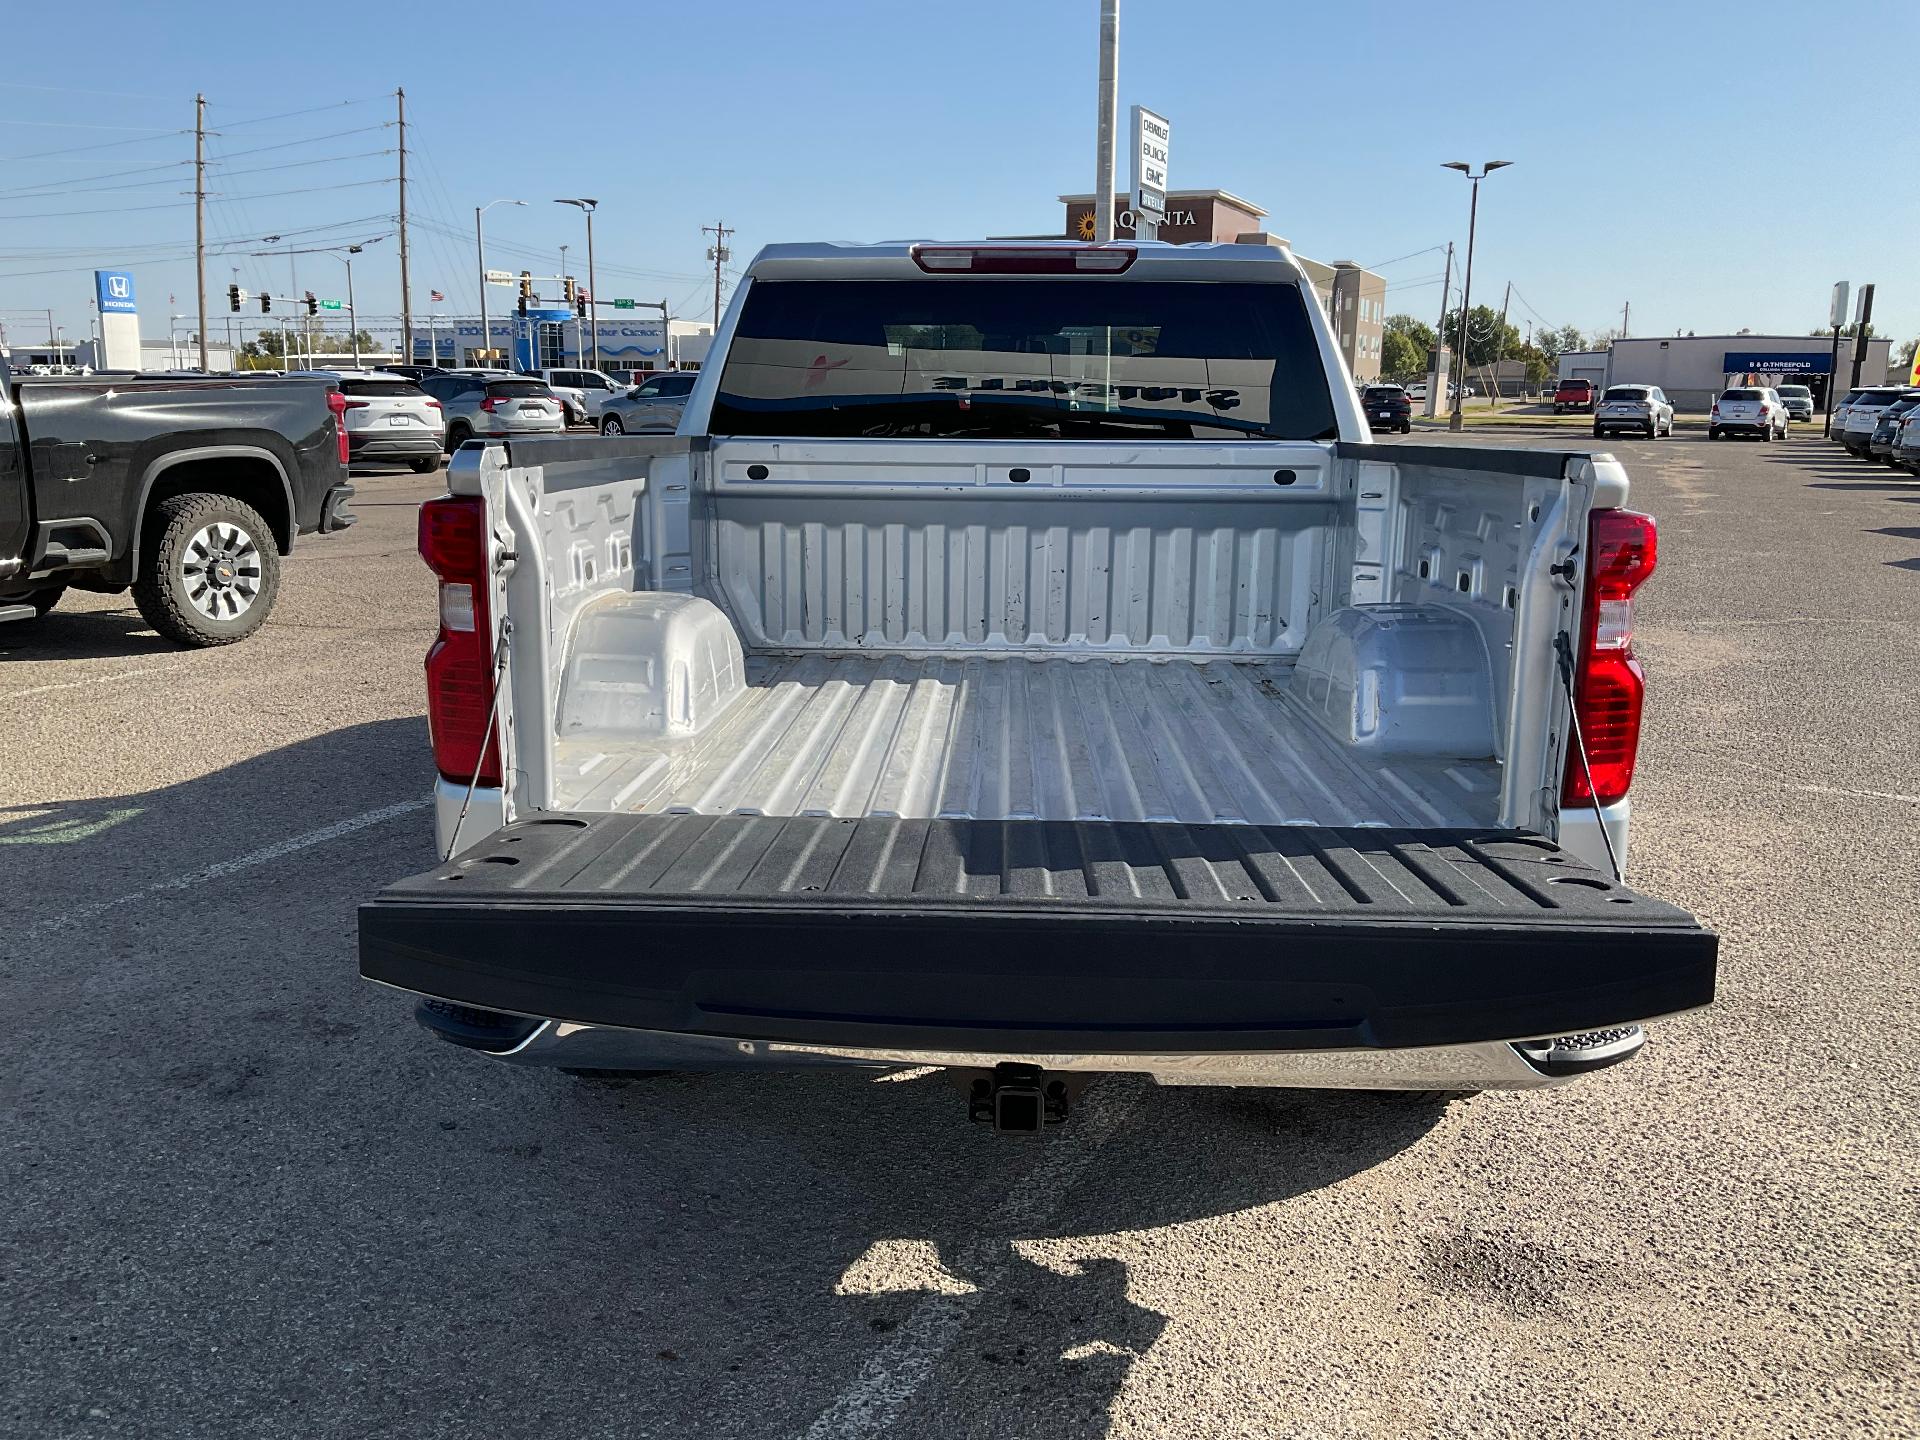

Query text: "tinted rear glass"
[710, 278, 1339, 441]
[340, 377, 423, 398]
[487, 381, 549, 398]
[1603, 387, 1648, 401]
[1858, 390, 1901, 404]
[1362, 387, 1404, 402]
[1559, 380, 1592, 391]
[1719, 389, 1763, 402]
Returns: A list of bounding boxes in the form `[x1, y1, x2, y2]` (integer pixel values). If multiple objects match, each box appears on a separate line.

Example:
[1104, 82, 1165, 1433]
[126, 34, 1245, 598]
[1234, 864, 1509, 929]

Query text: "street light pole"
[476, 199, 527, 368]
[1441, 161, 1511, 432]
[557, 198, 601, 372]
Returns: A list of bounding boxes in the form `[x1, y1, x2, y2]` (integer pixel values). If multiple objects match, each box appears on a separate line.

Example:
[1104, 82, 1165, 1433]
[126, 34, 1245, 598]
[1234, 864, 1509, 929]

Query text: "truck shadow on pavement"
[3, 717, 1452, 1440]
[0, 596, 182, 662]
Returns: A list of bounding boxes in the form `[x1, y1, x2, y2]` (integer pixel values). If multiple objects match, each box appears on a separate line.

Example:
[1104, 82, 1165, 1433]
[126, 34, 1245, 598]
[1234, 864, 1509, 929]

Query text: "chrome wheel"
[180, 521, 262, 621]
[601, 414, 625, 435]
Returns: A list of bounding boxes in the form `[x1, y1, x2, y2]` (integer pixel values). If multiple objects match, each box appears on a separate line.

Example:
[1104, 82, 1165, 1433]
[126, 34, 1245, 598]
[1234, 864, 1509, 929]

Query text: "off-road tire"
[131, 493, 281, 647]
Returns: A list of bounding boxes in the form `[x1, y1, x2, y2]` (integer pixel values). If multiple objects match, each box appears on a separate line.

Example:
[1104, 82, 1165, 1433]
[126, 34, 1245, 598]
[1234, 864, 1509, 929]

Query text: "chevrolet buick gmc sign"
[1723, 351, 1830, 374]
[94, 270, 137, 314]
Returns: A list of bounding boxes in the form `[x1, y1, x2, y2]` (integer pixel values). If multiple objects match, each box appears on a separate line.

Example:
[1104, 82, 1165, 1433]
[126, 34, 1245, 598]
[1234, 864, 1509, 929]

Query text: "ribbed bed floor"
[550, 654, 1502, 828]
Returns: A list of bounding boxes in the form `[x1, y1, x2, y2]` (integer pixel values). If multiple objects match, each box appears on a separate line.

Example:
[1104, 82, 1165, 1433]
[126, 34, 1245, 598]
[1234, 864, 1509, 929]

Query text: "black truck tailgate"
[358, 815, 1716, 1053]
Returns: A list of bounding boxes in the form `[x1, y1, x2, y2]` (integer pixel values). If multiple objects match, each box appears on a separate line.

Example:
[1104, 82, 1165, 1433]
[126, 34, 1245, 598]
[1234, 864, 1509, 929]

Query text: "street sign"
[1130, 106, 1170, 221]
[613, 298, 636, 309]
[483, 269, 514, 285]
[1829, 282, 1850, 330]
[319, 299, 343, 311]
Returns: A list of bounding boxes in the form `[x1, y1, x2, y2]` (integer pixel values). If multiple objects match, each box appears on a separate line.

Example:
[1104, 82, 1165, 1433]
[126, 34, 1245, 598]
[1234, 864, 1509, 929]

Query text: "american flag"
[429, 290, 445, 302]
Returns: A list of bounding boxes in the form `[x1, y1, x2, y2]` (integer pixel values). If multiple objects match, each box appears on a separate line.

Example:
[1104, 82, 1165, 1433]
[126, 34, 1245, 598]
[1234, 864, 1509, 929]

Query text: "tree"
[1441, 304, 1521, 368]
[1516, 344, 1552, 385]
[1895, 337, 1918, 379]
[1534, 324, 1584, 361]
[1380, 329, 1425, 380]
[1384, 313, 1436, 355]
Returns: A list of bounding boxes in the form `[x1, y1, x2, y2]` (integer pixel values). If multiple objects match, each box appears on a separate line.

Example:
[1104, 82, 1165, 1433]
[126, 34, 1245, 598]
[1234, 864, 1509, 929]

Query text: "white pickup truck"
[360, 240, 1716, 1131]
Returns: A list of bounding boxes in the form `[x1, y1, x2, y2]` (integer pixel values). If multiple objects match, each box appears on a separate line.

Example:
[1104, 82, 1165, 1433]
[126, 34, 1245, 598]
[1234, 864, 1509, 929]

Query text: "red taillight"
[910, 244, 1137, 274]
[425, 398, 443, 411]
[479, 394, 497, 413]
[325, 389, 351, 465]
[342, 398, 370, 410]
[1563, 508, 1657, 808]
[418, 495, 501, 787]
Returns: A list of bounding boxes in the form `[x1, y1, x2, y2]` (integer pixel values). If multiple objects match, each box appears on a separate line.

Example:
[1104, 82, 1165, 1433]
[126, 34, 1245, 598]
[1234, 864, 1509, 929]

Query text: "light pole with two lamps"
[322, 237, 384, 369]
[556, 198, 599, 371]
[475, 198, 527, 368]
[1441, 160, 1512, 431]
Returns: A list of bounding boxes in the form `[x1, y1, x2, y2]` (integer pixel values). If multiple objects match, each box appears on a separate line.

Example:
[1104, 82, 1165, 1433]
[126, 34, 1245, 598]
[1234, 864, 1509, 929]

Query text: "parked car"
[362, 238, 1718, 1128]
[1829, 386, 1866, 442]
[1890, 406, 1920, 474]
[599, 370, 698, 434]
[416, 373, 566, 451]
[522, 367, 625, 426]
[1866, 392, 1920, 463]
[1554, 378, 1597, 414]
[1774, 383, 1815, 423]
[378, 364, 447, 383]
[1837, 386, 1911, 456]
[1594, 384, 1674, 439]
[292, 370, 443, 473]
[1, 354, 353, 645]
[1709, 387, 1787, 441]
[1360, 384, 1412, 433]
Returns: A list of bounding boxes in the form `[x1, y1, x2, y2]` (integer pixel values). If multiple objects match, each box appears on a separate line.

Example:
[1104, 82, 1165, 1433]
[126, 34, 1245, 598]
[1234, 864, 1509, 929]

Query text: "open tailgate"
[359, 815, 1716, 1054]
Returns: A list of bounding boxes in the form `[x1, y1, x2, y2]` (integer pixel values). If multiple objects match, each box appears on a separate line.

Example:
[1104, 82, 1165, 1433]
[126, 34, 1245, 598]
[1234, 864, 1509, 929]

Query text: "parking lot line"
[799, 1092, 1138, 1440]
[3, 666, 177, 700]
[13, 798, 429, 944]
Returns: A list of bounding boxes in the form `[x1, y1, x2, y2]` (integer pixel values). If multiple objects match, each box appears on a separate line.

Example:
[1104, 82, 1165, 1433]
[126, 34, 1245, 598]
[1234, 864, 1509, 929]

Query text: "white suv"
[1837, 386, 1910, 456]
[523, 367, 624, 425]
[1709, 387, 1787, 441]
[1594, 384, 1674, 439]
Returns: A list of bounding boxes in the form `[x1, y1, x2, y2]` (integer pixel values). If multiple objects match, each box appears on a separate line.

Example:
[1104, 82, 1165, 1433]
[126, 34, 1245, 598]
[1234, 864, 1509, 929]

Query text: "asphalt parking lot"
[4, 430, 1916, 1439]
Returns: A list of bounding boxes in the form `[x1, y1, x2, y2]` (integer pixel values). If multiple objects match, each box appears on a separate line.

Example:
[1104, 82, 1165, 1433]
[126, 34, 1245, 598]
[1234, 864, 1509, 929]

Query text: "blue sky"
[1, 1, 1911, 352]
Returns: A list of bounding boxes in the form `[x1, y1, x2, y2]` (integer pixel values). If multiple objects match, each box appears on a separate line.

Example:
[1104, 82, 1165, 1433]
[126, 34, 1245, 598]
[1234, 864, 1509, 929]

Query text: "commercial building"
[1558, 334, 1895, 411]
[1055, 190, 1387, 381]
[403, 314, 713, 373]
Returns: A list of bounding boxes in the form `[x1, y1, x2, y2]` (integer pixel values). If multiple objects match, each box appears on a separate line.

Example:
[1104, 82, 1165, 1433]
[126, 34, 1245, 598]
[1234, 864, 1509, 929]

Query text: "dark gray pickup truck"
[0, 357, 354, 645]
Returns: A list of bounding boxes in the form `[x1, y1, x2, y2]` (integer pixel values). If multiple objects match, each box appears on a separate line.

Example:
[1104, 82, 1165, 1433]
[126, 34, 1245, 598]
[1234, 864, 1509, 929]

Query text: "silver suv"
[1594, 384, 1674, 439]
[418, 373, 565, 451]
[599, 370, 698, 434]
[522, 367, 625, 425]
[290, 370, 444, 473]
[1774, 383, 1815, 422]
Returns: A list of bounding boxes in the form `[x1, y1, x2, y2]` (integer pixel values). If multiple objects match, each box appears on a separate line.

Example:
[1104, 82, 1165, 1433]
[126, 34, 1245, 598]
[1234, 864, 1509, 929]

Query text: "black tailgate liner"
[359, 815, 1717, 1053]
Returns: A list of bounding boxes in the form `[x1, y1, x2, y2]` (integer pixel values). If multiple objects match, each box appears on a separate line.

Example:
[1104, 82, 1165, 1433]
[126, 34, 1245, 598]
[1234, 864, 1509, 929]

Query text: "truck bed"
[359, 815, 1717, 1054]
[551, 654, 1502, 828]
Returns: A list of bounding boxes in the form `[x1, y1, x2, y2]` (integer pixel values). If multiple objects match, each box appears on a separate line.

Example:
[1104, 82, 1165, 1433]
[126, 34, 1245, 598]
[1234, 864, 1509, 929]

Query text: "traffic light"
[304, 291, 318, 317]
[517, 272, 532, 316]
[574, 286, 588, 320]
[261, 293, 272, 313]
[227, 284, 241, 312]
[562, 275, 576, 305]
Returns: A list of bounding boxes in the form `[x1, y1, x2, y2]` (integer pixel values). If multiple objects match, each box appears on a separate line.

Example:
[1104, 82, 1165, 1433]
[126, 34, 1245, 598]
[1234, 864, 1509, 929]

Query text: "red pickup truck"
[1554, 378, 1597, 414]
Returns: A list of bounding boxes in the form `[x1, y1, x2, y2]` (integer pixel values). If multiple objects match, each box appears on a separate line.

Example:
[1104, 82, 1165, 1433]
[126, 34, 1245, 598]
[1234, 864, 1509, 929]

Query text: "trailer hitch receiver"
[967, 1063, 1072, 1133]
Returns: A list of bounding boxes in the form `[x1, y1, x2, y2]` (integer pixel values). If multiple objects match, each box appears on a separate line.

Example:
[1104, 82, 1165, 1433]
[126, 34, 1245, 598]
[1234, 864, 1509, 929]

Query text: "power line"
[216, 123, 390, 162]
[0, 118, 176, 132]
[0, 131, 184, 163]
[0, 176, 392, 220]
[213, 96, 387, 129]
[1364, 244, 1449, 271]
[0, 80, 175, 101]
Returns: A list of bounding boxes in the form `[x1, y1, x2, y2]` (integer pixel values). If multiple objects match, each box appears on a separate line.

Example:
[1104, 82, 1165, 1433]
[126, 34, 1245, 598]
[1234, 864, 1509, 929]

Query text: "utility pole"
[1491, 280, 1512, 410]
[1094, 0, 1120, 242]
[397, 89, 412, 367]
[194, 93, 209, 372]
[703, 221, 733, 328]
[1427, 241, 1453, 418]
[1621, 299, 1630, 339]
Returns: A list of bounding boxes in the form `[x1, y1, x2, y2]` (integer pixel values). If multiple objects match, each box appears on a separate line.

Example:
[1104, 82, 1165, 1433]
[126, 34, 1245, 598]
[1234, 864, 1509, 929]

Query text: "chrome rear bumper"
[428, 1011, 1650, 1091]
